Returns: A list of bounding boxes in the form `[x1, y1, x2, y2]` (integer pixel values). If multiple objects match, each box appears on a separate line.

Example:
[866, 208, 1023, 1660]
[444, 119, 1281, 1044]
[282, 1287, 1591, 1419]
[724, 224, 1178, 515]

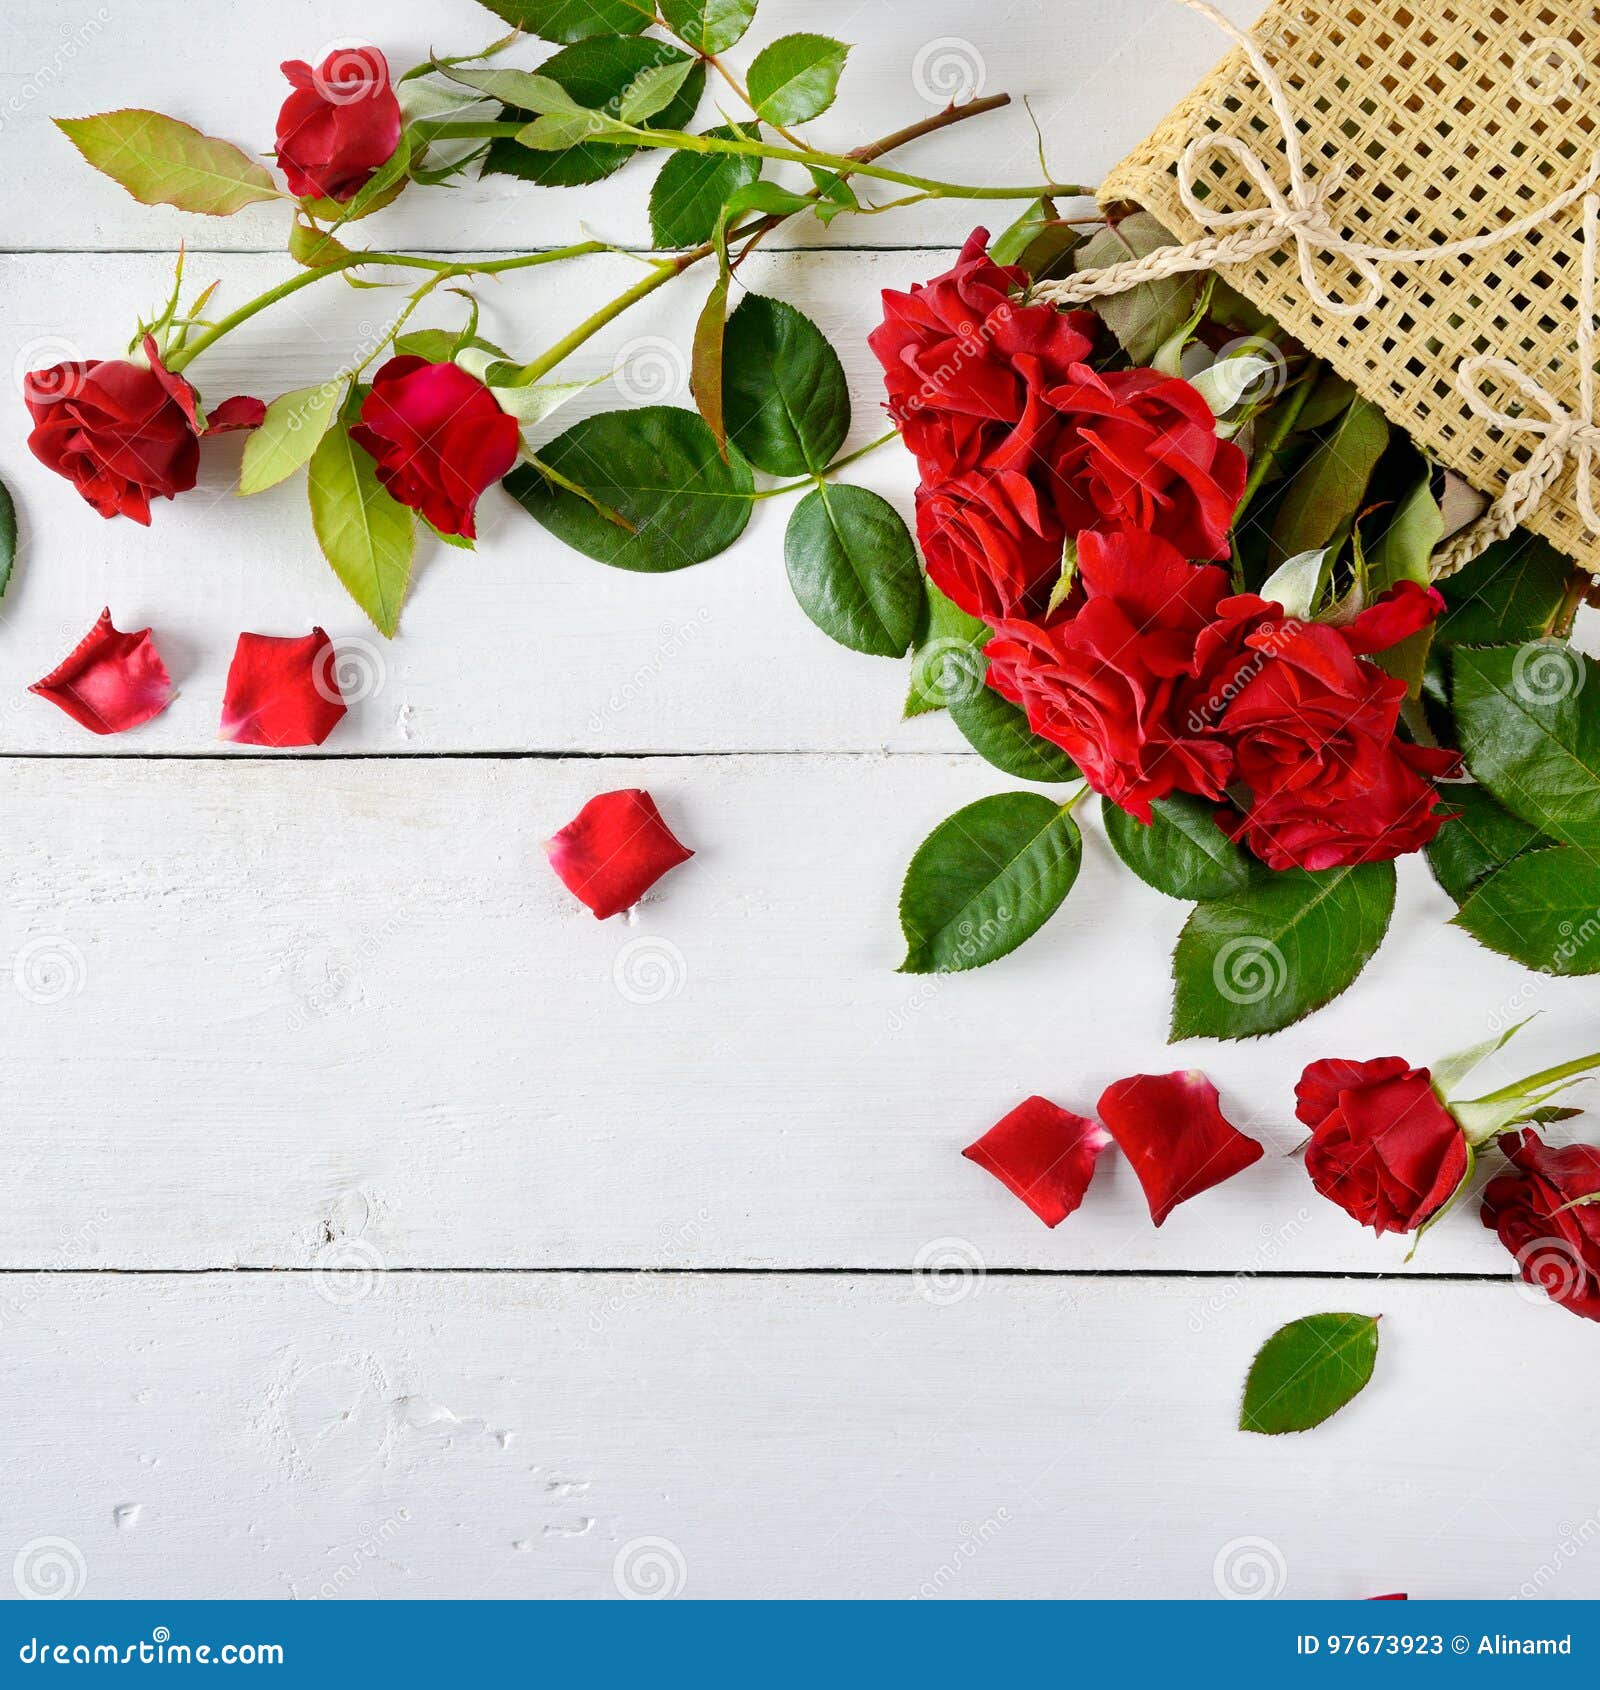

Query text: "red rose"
[276, 46, 402, 203]
[984, 529, 1241, 819]
[24, 340, 262, 525]
[1038, 364, 1247, 560]
[1482, 1130, 1600, 1322]
[350, 357, 521, 540]
[1214, 584, 1458, 870]
[1297, 1057, 1468, 1235]
[870, 228, 1096, 480]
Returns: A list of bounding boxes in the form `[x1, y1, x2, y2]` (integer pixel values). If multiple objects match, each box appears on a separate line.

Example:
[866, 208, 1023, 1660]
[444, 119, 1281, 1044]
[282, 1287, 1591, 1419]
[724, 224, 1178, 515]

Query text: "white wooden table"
[3, 0, 1598, 1602]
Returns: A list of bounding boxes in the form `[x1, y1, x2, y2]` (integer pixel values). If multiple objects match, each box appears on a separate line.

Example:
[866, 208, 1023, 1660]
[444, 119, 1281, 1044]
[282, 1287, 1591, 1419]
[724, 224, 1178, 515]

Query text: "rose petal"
[1369, 1594, 1409, 1600]
[204, 395, 268, 434]
[29, 607, 172, 735]
[1098, 1071, 1264, 1226]
[218, 628, 346, 747]
[544, 789, 693, 920]
[962, 1096, 1111, 1228]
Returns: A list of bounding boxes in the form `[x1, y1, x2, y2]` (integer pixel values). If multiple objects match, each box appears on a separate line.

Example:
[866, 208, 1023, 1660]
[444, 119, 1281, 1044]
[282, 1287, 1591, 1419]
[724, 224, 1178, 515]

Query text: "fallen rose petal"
[544, 789, 693, 920]
[1098, 1071, 1264, 1226]
[963, 1096, 1111, 1228]
[29, 607, 172, 735]
[219, 628, 346, 747]
[203, 395, 269, 434]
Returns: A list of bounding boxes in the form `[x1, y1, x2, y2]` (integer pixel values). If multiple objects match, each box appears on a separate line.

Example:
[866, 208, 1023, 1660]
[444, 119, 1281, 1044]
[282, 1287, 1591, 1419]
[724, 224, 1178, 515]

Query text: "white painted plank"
[5, 753, 1597, 1272]
[0, 1272, 1593, 1599]
[2, 0, 1262, 253]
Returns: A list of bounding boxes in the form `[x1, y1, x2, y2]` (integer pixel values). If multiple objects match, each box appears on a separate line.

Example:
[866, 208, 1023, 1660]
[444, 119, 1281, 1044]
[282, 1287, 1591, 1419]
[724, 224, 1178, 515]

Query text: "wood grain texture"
[1, 1272, 1594, 1600]
[5, 753, 1596, 1272]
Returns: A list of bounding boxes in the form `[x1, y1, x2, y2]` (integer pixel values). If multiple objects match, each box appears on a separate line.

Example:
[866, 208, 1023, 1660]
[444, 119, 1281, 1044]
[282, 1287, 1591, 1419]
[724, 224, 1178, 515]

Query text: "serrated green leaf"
[905, 580, 986, 718]
[784, 485, 921, 658]
[948, 680, 1077, 784]
[746, 34, 849, 124]
[473, 0, 651, 42]
[503, 406, 752, 571]
[1453, 644, 1600, 848]
[899, 793, 1082, 974]
[1172, 862, 1396, 1040]
[721, 294, 849, 474]
[0, 475, 15, 598]
[1073, 213, 1197, 364]
[57, 110, 278, 216]
[619, 57, 698, 123]
[1104, 795, 1253, 902]
[649, 122, 760, 247]
[660, 0, 757, 54]
[1437, 531, 1577, 646]
[990, 198, 1054, 267]
[1269, 396, 1390, 563]
[443, 66, 587, 113]
[1240, 1313, 1379, 1435]
[240, 384, 342, 495]
[307, 422, 416, 637]
[1453, 848, 1600, 975]
[1425, 782, 1553, 905]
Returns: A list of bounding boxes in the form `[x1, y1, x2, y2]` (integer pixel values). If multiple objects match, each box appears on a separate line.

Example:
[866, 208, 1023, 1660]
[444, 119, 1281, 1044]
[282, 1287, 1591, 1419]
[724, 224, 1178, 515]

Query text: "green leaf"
[948, 680, 1077, 784]
[990, 198, 1054, 266]
[905, 580, 986, 718]
[393, 329, 462, 364]
[1425, 782, 1553, 905]
[1366, 472, 1443, 695]
[1268, 396, 1390, 562]
[472, 0, 650, 42]
[503, 406, 753, 571]
[1074, 213, 1198, 364]
[441, 66, 588, 112]
[0, 475, 15, 599]
[1437, 531, 1577, 646]
[784, 485, 921, 658]
[660, 0, 758, 54]
[1104, 795, 1253, 903]
[1171, 862, 1396, 1040]
[515, 109, 616, 150]
[1453, 644, 1600, 848]
[719, 180, 811, 224]
[746, 33, 849, 124]
[690, 269, 730, 450]
[1240, 1313, 1380, 1435]
[618, 57, 698, 123]
[804, 167, 859, 225]
[239, 384, 342, 496]
[899, 793, 1082, 974]
[288, 220, 354, 269]
[721, 294, 849, 475]
[56, 111, 279, 216]
[483, 38, 704, 187]
[1454, 848, 1600, 975]
[649, 122, 761, 247]
[307, 422, 416, 638]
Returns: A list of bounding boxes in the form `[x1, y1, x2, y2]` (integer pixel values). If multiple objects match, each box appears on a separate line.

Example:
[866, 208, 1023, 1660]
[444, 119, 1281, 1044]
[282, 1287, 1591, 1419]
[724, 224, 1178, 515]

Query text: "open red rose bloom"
[275, 46, 402, 204]
[873, 228, 1462, 873]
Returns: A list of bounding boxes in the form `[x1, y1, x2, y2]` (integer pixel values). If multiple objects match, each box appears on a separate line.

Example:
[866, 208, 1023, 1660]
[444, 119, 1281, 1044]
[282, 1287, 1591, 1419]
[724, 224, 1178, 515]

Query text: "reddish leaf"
[219, 628, 346, 747]
[29, 607, 172, 735]
[1097, 1070, 1264, 1226]
[544, 789, 694, 919]
[963, 1096, 1110, 1228]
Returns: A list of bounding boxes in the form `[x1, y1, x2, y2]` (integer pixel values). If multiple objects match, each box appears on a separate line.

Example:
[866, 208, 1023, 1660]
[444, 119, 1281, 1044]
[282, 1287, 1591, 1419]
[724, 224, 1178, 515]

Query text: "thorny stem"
[1551, 565, 1592, 640]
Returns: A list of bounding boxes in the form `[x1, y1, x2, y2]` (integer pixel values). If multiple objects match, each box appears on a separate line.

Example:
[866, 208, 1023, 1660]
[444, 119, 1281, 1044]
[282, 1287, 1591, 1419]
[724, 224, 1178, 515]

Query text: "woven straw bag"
[1086, 0, 1600, 578]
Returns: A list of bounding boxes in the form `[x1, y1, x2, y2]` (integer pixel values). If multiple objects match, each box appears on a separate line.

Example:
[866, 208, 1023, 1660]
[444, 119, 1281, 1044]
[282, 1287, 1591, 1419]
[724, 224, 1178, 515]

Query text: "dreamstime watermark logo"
[1213, 1536, 1287, 1599]
[312, 1237, 387, 1306]
[613, 1536, 687, 1599]
[915, 1509, 1012, 1598]
[311, 1509, 412, 1598]
[1514, 37, 1586, 106]
[1513, 639, 1586, 705]
[913, 1237, 985, 1306]
[1211, 936, 1287, 1007]
[1512, 1236, 1587, 1312]
[15, 336, 88, 408]
[910, 638, 986, 709]
[912, 38, 987, 106]
[586, 610, 712, 733]
[612, 936, 687, 1004]
[0, 9, 110, 138]
[1187, 1207, 1313, 1334]
[14, 1538, 87, 1600]
[314, 635, 387, 707]
[311, 41, 389, 105]
[612, 336, 688, 404]
[1517, 1509, 1600, 1598]
[13, 937, 86, 1005]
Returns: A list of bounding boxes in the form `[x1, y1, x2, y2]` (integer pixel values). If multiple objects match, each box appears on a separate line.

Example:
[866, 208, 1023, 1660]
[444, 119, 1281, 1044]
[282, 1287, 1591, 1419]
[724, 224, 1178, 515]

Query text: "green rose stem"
[162, 243, 608, 376]
[749, 427, 901, 500]
[1450, 1049, 1600, 1146]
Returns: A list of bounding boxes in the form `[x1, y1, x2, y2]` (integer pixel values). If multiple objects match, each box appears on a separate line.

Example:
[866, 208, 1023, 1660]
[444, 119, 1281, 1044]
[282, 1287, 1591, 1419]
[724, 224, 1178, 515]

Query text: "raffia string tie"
[1037, 0, 1600, 322]
[1432, 195, 1600, 581]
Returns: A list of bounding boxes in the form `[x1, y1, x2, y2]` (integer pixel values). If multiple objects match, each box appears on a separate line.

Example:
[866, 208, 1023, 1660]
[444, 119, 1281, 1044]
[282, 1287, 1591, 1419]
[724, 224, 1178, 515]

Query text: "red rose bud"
[1482, 1130, 1600, 1322]
[29, 608, 172, 735]
[1097, 1071, 1263, 1226]
[350, 357, 521, 541]
[23, 342, 262, 525]
[544, 789, 694, 920]
[219, 629, 347, 748]
[276, 46, 402, 203]
[1296, 1057, 1469, 1236]
[962, 1096, 1111, 1228]
[1039, 364, 1247, 561]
